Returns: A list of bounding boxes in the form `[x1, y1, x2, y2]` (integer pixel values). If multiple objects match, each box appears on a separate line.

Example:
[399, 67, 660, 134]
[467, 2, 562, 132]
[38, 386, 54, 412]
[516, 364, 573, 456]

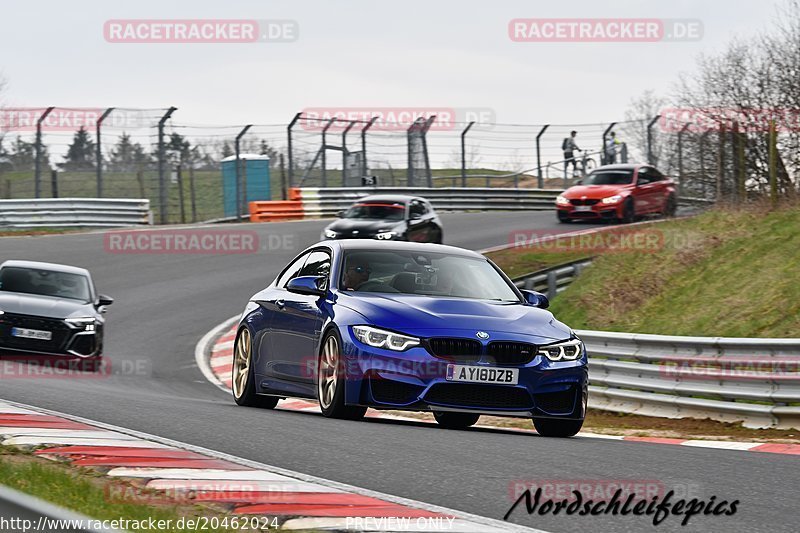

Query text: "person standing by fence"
[605, 131, 620, 164]
[562, 131, 580, 177]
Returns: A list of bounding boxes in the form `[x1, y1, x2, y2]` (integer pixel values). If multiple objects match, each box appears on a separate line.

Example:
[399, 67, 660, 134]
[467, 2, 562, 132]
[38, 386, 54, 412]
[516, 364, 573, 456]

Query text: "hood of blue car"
[337, 292, 570, 341]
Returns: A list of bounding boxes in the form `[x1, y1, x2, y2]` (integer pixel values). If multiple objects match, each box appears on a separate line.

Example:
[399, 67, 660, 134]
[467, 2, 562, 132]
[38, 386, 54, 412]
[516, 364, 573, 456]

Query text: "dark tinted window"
[297, 250, 331, 279]
[276, 253, 309, 288]
[343, 202, 405, 221]
[409, 200, 427, 218]
[637, 168, 654, 184]
[339, 250, 519, 302]
[0, 267, 91, 302]
[583, 170, 634, 185]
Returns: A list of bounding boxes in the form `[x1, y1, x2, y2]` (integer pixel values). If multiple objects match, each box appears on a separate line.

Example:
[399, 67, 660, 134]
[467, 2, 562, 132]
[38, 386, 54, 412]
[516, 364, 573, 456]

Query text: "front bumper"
[339, 327, 588, 420]
[557, 202, 620, 221]
[0, 313, 102, 358]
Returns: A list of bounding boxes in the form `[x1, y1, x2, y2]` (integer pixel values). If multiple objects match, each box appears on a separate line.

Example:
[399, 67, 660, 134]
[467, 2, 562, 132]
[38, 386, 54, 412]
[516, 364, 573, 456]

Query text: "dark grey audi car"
[0, 260, 113, 359]
[321, 195, 443, 243]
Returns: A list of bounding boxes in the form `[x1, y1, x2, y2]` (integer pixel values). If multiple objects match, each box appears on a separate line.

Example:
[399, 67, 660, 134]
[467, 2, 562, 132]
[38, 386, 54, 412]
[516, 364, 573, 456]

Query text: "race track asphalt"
[0, 212, 793, 533]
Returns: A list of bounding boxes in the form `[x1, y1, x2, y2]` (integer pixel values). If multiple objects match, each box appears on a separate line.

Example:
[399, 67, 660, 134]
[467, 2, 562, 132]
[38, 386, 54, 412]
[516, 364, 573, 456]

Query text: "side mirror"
[287, 276, 326, 296]
[575, 179, 583, 186]
[336, 210, 345, 218]
[97, 294, 114, 307]
[521, 289, 549, 309]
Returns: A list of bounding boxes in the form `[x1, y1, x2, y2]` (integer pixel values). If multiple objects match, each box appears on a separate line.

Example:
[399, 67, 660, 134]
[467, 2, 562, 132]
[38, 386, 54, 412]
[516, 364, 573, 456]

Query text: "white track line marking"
[0, 398, 544, 533]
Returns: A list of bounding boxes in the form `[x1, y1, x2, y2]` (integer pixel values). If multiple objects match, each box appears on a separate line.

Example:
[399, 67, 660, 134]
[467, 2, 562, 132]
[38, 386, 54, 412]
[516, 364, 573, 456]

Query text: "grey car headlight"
[538, 338, 584, 361]
[375, 231, 397, 240]
[352, 326, 419, 351]
[65, 317, 97, 331]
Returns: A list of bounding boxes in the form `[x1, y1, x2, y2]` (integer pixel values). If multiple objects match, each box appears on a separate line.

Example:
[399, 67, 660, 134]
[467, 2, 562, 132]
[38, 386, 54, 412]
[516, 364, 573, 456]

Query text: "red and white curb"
[200, 316, 800, 457]
[0, 398, 538, 532]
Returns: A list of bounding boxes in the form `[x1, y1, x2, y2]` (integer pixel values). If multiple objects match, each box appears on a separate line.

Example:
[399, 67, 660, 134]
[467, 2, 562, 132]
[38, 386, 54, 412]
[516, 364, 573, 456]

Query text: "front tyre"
[664, 194, 677, 217]
[619, 198, 635, 224]
[433, 411, 480, 429]
[232, 327, 278, 409]
[318, 330, 367, 420]
[533, 417, 583, 437]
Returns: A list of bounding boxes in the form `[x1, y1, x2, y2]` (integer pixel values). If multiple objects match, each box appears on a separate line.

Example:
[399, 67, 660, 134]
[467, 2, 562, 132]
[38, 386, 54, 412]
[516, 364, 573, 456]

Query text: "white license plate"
[11, 327, 52, 341]
[446, 364, 519, 385]
[573, 205, 593, 212]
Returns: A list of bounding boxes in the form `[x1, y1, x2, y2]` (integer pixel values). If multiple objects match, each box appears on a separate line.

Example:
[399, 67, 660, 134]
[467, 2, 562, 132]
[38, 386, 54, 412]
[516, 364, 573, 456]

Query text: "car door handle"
[276, 299, 285, 309]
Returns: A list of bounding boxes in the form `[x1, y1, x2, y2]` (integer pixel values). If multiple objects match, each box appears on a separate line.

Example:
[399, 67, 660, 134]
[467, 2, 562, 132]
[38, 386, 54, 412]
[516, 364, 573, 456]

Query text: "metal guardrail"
[296, 187, 563, 217]
[511, 258, 800, 429]
[294, 187, 713, 218]
[513, 258, 594, 299]
[0, 198, 152, 228]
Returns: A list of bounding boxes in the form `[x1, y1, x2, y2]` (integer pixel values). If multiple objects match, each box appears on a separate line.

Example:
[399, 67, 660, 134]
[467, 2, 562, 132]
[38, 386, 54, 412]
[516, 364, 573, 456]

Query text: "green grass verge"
[543, 205, 800, 337]
[0, 449, 256, 532]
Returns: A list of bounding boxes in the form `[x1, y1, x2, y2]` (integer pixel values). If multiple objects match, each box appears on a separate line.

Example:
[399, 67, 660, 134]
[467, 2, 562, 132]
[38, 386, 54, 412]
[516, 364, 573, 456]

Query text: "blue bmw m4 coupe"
[233, 240, 588, 437]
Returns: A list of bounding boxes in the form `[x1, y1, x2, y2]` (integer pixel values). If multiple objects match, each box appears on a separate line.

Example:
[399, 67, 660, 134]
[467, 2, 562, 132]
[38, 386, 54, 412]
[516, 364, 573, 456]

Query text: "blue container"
[221, 154, 271, 217]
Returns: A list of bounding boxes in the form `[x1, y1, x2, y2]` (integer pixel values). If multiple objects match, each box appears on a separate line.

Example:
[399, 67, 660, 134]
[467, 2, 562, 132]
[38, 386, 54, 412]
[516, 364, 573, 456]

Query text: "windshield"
[0, 267, 92, 302]
[583, 170, 634, 185]
[343, 202, 406, 221]
[339, 250, 520, 302]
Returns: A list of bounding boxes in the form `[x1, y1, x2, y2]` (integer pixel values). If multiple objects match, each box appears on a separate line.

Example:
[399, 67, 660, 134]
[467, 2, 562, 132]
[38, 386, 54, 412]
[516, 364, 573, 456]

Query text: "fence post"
[535, 124, 549, 188]
[716, 123, 726, 201]
[342, 121, 356, 187]
[737, 123, 746, 202]
[546, 270, 557, 300]
[647, 115, 661, 166]
[189, 166, 197, 222]
[769, 119, 777, 206]
[50, 169, 58, 199]
[320, 118, 336, 188]
[286, 112, 302, 188]
[3, 179, 10, 199]
[34, 107, 55, 199]
[95, 107, 114, 198]
[279, 153, 287, 201]
[699, 132, 709, 199]
[136, 170, 145, 199]
[677, 122, 691, 197]
[360, 117, 377, 180]
[157, 106, 177, 224]
[461, 121, 475, 188]
[176, 164, 186, 224]
[235, 124, 252, 219]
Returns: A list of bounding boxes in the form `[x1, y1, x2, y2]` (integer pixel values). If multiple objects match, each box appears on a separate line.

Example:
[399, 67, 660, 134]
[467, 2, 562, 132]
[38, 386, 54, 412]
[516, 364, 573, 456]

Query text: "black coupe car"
[321, 194, 443, 243]
[0, 260, 113, 359]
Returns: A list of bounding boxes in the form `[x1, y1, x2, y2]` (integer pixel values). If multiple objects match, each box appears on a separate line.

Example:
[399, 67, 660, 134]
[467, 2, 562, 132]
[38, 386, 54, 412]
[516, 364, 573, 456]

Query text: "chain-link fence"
[1, 107, 797, 224]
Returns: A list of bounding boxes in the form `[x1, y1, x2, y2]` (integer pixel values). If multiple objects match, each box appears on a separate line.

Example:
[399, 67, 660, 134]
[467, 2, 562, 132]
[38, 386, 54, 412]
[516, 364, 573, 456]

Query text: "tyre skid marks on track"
[204, 320, 800, 456]
[0, 400, 533, 532]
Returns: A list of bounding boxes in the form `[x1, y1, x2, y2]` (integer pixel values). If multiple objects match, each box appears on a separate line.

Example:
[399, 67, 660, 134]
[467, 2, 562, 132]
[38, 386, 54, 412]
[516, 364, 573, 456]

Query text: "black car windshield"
[0, 267, 92, 302]
[583, 170, 634, 185]
[340, 250, 520, 302]
[343, 202, 406, 221]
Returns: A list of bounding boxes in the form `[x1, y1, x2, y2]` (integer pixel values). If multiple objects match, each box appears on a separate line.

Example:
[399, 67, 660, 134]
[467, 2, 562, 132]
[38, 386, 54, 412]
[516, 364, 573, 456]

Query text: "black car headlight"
[323, 229, 339, 239]
[352, 326, 420, 351]
[538, 337, 584, 361]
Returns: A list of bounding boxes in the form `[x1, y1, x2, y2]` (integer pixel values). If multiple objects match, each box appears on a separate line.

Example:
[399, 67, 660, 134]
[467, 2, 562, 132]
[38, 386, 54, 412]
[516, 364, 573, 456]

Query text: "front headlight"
[375, 231, 397, 240]
[323, 229, 339, 239]
[601, 194, 623, 204]
[556, 195, 570, 206]
[538, 338, 583, 361]
[352, 326, 419, 351]
[65, 317, 97, 332]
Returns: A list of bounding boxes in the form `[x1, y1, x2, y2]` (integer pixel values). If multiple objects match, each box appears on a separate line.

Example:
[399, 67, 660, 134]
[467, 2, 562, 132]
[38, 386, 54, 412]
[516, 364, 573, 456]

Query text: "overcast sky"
[0, 0, 786, 129]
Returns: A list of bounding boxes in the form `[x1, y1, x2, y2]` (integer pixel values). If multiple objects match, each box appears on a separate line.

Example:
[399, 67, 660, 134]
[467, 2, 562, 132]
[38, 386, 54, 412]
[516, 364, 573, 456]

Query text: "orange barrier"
[288, 187, 302, 201]
[248, 200, 304, 222]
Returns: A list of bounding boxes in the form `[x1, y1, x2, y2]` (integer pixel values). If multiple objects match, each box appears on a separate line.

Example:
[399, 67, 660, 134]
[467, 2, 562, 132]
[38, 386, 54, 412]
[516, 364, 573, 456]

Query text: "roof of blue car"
[326, 240, 482, 258]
